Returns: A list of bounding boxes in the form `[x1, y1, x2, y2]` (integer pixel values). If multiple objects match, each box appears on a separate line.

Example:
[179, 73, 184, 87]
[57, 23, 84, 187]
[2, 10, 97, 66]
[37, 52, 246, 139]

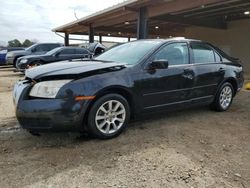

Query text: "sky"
[0, 0, 127, 46]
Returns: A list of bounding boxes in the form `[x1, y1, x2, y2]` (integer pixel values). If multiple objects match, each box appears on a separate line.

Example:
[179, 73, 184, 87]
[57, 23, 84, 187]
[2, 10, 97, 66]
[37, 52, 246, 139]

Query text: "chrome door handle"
[183, 69, 194, 80]
[219, 67, 225, 72]
[183, 73, 194, 80]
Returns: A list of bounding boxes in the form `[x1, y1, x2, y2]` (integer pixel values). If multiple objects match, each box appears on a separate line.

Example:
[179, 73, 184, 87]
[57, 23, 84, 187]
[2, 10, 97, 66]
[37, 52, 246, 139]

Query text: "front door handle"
[182, 69, 194, 80]
[219, 67, 225, 72]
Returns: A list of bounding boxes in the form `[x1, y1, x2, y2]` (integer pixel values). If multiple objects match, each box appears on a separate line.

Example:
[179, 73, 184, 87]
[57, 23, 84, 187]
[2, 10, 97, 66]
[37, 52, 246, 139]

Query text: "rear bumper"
[0, 57, 6, 64]
[0, 60, 6, 65]
[6, 57, 14, 65]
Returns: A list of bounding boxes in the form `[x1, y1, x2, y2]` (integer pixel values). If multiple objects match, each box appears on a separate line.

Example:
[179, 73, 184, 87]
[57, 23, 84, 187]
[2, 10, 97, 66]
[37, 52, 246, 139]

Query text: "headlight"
[20, 59, 28, 63]
[6, 54, 13, 58]
[29, 80, 72, 98]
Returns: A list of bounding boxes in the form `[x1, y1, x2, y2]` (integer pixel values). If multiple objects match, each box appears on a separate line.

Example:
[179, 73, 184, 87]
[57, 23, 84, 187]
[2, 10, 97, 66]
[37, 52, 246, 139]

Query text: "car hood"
[25, 60, 127, 80]
[8, 50, 28, 57]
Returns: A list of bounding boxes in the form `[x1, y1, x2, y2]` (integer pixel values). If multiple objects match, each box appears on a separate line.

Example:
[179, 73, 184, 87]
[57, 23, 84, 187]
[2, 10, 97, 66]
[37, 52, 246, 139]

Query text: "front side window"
[35, 44, 48, 52]
[153, 42, 189, 66]
[191, 43, 215, 64]
[47, 44, 60, 51]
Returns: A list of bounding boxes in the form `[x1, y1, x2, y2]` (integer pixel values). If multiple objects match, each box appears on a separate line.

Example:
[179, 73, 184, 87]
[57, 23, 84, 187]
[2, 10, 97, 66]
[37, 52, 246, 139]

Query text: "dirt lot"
[0, 65, 249, 188]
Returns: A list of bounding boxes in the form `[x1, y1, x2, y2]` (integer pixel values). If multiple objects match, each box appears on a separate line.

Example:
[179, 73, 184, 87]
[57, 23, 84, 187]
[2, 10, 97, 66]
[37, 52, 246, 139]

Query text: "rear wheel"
[87, 94, 130, 139]
[211, 82, 234, 112]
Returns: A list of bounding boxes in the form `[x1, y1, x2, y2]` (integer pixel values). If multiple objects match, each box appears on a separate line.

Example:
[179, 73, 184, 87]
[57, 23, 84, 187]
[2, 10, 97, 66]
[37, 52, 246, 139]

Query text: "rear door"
[189, 42, 225, 102]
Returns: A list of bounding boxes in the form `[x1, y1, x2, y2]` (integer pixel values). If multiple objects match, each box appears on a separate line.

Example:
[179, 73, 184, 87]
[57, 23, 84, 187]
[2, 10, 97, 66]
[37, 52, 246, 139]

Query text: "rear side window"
[191, 43, 215, 64]
[46, 44, 61, 51]
[60, 49, 75, 55]
[75, 48, 89, 54]
[153, 42, 189, 66]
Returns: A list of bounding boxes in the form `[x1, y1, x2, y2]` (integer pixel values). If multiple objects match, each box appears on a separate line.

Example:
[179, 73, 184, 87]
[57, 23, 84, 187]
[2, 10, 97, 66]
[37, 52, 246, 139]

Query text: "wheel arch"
[14, 55, 24, 61]
[218, 77, 238, 96]
[82, 86, 135, 128]
[14, 55, 24, 67]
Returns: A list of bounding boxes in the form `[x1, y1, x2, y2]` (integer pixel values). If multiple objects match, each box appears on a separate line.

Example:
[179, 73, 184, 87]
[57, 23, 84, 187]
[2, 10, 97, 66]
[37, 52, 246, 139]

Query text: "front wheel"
[87, 94, 130, 139]
[211, 82, 234, 112]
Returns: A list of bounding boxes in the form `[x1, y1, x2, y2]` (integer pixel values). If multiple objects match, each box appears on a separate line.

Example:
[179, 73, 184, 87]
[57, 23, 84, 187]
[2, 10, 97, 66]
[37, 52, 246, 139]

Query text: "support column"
[137, 7, 148, 39]
[99, 34, 102, 43]
[64, 33, 69, 46]
[128, 36, 131, 42]
[89, 24, 94, 43]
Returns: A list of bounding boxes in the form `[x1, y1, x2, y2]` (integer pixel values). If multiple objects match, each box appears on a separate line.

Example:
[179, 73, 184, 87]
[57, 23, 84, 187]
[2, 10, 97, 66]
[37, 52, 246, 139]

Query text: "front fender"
[56, 71, 134, 99]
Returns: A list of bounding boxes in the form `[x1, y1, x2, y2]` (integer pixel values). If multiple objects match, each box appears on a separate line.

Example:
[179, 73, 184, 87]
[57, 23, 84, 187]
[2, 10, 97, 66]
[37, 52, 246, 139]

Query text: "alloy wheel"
[95, 100, 126, 134]
[219, 86, 233, 110]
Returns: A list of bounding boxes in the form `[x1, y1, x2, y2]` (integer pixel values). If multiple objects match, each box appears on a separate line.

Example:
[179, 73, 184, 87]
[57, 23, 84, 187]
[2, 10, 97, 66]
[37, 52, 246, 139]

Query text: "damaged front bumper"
[13, 81, 88, 132]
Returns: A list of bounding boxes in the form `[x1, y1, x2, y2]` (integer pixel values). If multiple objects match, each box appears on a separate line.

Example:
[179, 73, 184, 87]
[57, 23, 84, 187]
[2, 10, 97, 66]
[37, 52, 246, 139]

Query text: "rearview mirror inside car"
[149, 59, 169, 70]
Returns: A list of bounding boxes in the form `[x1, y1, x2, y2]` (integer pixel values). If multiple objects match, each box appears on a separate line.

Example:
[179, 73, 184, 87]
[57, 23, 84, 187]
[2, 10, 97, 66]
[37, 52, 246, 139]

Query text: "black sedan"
[16, 47, 90, 71]
[13, 38, 244, 139]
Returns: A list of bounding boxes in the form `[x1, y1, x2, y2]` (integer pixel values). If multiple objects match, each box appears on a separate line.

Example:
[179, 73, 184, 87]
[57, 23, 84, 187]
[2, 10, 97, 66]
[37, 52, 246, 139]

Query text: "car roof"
[35, 42, 62, 44]
[59, 46, 87, 49]
[137, 37, 202, 43]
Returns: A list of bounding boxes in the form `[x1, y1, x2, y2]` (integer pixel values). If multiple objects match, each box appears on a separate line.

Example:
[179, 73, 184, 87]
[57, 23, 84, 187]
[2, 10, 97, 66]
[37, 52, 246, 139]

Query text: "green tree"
[22, 39, 34, 47]
[8, 39, 22, 47]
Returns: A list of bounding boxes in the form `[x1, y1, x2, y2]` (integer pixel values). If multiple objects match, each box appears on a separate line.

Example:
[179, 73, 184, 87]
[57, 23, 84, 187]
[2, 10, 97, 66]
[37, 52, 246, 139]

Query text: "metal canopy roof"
[53, 0, 250, 38]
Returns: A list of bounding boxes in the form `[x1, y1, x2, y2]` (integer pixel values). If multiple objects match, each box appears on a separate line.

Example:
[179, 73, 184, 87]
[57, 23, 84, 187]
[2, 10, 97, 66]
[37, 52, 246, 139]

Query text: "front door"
[138, 42, 195, 111]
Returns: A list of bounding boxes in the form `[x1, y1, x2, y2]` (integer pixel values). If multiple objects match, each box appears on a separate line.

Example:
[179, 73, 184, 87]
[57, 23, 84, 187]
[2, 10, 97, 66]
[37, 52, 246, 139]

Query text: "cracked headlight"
[29, 80, 72, 98]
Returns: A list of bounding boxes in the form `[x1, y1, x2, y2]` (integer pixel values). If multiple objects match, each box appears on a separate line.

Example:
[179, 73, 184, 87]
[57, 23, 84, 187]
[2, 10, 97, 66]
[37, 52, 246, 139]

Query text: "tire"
[87, 94, 130, 139]
[211, 82, 234, 112]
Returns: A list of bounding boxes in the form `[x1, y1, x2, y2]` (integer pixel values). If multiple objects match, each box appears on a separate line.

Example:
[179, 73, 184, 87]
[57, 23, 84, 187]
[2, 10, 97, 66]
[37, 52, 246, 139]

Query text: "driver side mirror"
[148, 59, 169, 70]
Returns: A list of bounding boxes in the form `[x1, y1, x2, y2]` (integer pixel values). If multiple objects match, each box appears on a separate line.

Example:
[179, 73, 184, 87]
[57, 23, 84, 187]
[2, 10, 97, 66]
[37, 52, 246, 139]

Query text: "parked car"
[16, 47, 91, 71]
[6, 43, 63, 67]
[13, 38, 244, 139]
[86, 42, 106, 56]
[0, 47, 25, 65]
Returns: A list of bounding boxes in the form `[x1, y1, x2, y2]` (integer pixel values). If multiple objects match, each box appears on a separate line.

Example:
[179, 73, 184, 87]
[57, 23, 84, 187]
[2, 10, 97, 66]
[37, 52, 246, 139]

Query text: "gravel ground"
[0, 65, 249, 188]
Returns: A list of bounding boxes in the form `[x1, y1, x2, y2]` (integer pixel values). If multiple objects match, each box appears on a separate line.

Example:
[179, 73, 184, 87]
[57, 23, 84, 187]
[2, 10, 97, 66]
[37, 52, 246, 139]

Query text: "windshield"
[95, 40, 162, 65]
[46, 47, 62, 55]
[25, 44, 37, 51]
